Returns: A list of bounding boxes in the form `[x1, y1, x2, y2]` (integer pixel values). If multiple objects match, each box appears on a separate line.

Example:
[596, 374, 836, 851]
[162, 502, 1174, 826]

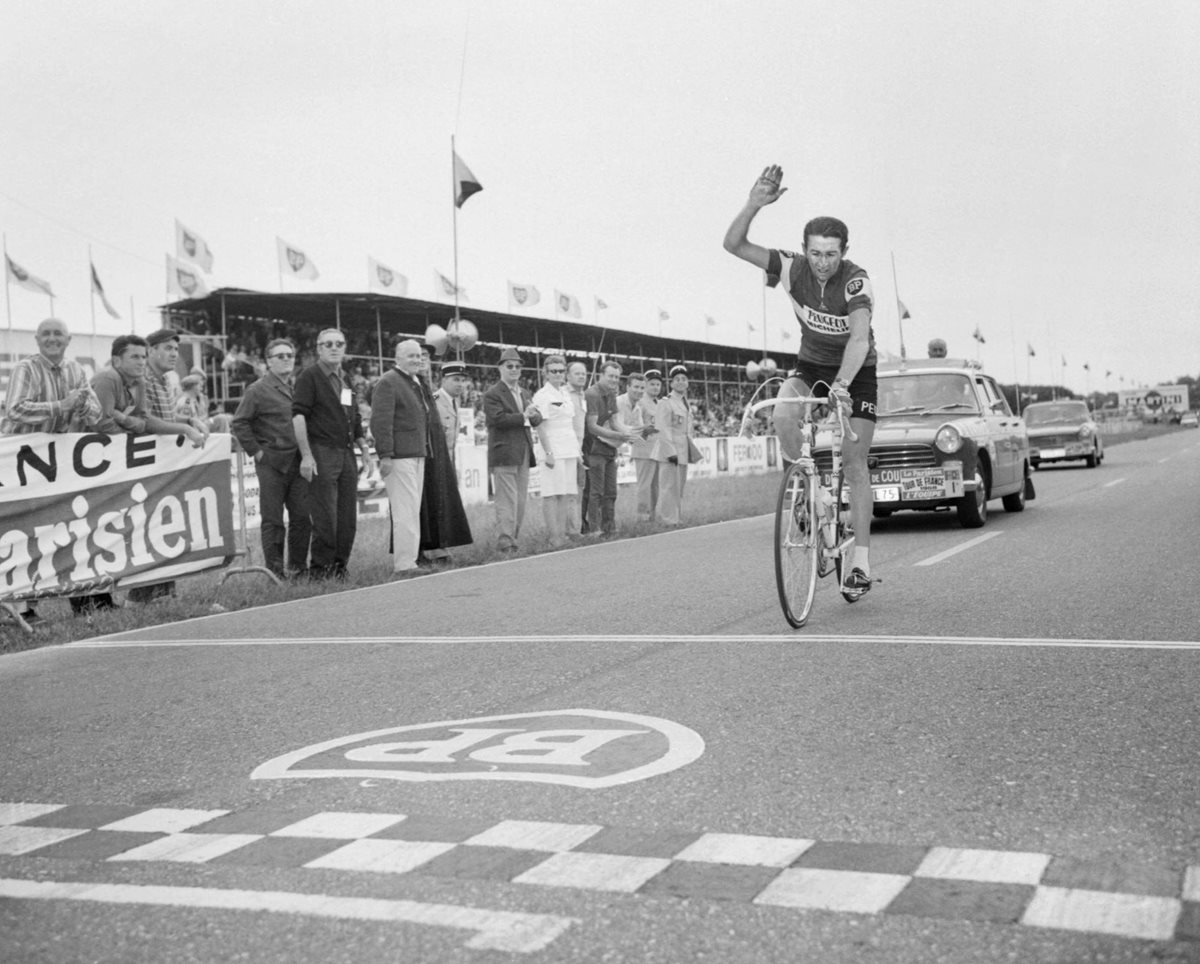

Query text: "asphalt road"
[2, 430, 1198, 963]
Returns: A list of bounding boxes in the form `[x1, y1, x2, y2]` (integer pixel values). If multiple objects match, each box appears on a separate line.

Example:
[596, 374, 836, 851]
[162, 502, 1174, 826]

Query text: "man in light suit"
[653, 364, 695, 526]
[622, 370, 661, 520]
[370, 339, 430, 574]
[483, 347, 543, 551]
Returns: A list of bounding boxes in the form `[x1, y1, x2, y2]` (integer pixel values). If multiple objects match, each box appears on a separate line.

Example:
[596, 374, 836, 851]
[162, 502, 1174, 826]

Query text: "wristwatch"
[833, 377, 850, 391]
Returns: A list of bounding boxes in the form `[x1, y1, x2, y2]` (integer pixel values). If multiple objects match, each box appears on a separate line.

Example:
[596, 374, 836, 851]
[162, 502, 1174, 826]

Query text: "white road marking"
[1022, 886, 1181, 942]
[100, 808, 229, 834]
[1184, 866, 1200, 902]
[513, 852, 672, 893]
[0, 877, 576, 953]
[755, 868, 910, 914]
[465, 820, 603, 852]
[108, 833, 263, 864]
[0, 826, 89, 855]
[1158, 457, 1171, 463]
[1103, 477, 1126, 487]
[0, 803, 63, 825]
[915, 846, 1051, 885]
[674, 832, 814, 868]
[914, 531, 1003, 566]
[269, 811, 407, 839]
[68, 633, 1200, 650]
[305, 839, 456, 874]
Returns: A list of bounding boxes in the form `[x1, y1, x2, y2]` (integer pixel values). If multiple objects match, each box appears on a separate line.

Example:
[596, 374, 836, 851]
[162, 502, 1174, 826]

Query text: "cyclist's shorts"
[787, 363, 879, 422]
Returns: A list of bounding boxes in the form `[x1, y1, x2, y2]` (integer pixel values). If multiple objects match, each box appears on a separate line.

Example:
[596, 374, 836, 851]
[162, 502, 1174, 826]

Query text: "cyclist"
[723, 164, 876, 597]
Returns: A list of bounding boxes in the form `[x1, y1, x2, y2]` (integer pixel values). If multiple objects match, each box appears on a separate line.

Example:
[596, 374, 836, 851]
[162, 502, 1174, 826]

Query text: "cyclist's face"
[805, 235, 844, 283]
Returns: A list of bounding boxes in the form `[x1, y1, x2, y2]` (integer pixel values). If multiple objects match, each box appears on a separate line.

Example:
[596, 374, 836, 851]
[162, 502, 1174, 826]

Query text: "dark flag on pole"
[453, 151, 483, 208]
[972, 325, 986, 345]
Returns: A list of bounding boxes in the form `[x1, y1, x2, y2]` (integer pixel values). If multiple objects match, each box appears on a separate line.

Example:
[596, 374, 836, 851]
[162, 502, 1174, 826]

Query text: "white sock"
[853, 546, 870, 575]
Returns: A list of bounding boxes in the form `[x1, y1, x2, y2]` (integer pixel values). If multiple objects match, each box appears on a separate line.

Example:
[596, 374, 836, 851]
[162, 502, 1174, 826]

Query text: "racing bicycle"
[741, 380, 863, 628]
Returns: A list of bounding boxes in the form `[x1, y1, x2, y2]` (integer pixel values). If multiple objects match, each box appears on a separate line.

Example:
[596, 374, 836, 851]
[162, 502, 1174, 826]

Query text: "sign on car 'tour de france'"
[252, 710, 705, 789]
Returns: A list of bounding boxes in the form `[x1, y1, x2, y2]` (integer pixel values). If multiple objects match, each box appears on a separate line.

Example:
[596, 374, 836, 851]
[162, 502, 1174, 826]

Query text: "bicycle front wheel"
[774, 461, 819, 628]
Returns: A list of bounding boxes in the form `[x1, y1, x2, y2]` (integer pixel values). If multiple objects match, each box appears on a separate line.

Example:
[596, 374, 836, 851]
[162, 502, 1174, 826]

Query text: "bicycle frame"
[743, 383, 858, 627]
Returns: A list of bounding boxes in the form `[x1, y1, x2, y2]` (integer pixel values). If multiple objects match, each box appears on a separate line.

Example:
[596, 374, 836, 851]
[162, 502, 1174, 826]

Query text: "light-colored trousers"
[384, 457, 425, 571]
[492, 462, 530, 549]
[657, 462, 689, 525]
[633, 457, 659, 518]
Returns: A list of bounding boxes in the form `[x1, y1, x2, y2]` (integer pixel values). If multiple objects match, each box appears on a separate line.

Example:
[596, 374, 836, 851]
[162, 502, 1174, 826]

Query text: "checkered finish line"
[1, 802, 1197, 945]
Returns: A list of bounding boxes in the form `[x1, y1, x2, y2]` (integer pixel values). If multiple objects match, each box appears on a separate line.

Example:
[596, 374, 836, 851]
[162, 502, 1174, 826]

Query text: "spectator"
[637, 369, 664, 517]
[483, 347, 543, 552]
[619, 371, 659, 521]
[584, 360, 638, 537]
[231, 338, 312, 579]
[928, 338, 948, 358]
[418, 354, 472, 566]
[532, 354, 580, 548]
[293, 328, 373, 580]
[173, 373, 208, 430]
[565, 361, 589, 533]
[370, 340, 429, 575]
[1, 318, 101, 623]
[654, 365, 697, 526]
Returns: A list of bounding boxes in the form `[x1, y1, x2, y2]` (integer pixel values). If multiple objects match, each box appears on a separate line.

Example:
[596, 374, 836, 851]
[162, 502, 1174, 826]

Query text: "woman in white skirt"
[532, 354, 580, 547]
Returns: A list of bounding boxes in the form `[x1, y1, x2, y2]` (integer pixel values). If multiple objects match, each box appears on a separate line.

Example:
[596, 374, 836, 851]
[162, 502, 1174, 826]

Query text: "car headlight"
[1078, 425, 1093, 439]
[935, 424, 963, 453]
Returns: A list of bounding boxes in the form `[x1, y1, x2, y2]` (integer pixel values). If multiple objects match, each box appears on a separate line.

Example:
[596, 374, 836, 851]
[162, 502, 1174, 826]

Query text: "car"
[1023, 399, 1104, 468]
[813, 358, 1033, 528]
[1180, 411, 1198, 428]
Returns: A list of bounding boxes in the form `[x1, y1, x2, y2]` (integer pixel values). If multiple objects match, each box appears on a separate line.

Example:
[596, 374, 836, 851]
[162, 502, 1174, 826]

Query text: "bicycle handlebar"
[740, 395, 858, 443]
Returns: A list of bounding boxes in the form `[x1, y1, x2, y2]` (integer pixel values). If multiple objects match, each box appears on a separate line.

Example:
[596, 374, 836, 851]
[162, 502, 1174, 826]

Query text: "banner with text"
[1, 432, 235, 601]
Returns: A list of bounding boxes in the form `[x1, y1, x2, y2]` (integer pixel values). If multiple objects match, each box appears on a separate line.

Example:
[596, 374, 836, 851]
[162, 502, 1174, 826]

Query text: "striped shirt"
[1, 353, 101, 434]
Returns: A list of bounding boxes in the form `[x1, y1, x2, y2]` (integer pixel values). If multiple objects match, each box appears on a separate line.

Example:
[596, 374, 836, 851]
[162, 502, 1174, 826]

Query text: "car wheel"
[1086, 446, 1098, 468]
[1002, 470, 1027, 512]
[957, 469, 988, 528]
[1030, 459, 1040, 470]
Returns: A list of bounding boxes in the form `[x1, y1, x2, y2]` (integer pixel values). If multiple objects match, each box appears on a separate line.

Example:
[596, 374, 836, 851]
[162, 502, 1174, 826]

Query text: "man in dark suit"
[292, 328, 372, 579]
[483, 346, 543, 551]
[231, 337, 311, 578]
[370, 339, 430, 574]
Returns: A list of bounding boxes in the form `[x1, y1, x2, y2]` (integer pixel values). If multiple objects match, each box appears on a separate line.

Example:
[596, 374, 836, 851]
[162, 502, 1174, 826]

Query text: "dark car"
[814, 359, 1034, 528]
[1023, 400, 1104, 468]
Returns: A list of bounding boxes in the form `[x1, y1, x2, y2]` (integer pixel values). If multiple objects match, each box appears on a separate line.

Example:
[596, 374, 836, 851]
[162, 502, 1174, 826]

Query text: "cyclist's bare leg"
[772, 375, 810, 462]
[841, 416, 875, 549]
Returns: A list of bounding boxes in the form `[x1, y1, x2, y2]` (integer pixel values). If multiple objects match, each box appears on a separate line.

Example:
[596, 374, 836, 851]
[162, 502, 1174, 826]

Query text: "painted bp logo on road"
[251, 709, 705, 789]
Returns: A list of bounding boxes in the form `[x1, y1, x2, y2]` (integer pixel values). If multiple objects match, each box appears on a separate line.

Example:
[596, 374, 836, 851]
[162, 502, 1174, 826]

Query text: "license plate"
[872, 486, 900, 503]
[1040, 448, 1066, 458]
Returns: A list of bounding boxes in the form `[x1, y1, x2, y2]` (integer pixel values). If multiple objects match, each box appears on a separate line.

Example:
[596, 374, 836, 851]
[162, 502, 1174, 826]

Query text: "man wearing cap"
[635, 369, 663, 519]
[653, 365, 696, 525]
[928, 338, 948, 358]
[565, 361, 589, 533]
[293, 328, 373, 579]
[483, 347, 543, 551]
[371, 340, 430, 574]
[232, 338, 311, 579]
[433, 360, 470, 468]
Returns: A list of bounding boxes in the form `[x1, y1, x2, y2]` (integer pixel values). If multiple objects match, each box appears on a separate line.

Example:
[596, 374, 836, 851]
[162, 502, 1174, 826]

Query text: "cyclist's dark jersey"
[765, 249, 877, 368]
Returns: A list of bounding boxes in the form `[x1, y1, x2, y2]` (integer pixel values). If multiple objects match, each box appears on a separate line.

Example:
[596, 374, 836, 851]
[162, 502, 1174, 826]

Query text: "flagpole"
[451, 135, 462, 362]
[88, 246, 97, 338]
[891, 251, 907, 360]
[3, 234, 12, 332]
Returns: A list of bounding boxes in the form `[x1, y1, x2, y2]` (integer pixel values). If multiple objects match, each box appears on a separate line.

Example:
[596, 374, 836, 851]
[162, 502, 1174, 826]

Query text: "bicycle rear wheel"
[774, 461, 819, 628]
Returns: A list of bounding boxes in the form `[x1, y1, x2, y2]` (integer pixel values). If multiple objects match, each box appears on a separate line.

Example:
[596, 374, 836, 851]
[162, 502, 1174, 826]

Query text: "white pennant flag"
[368, 257, 408, 295]
[166, 253, 210, 299]
[91, 261, 121, 318]
[434, 270, 467, 301]
[507, 280, 541, 309]
[175, 219, 214, 272]
[5, 253, 54, 297]
[277, 237, 319, 280]
[554, 290, 582, 319]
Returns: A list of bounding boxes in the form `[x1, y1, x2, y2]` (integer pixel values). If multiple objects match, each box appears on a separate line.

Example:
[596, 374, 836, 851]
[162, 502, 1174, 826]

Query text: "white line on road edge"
[67, 633, 1200, 650]
[0, 877, 576, 953]
[914, 531, 1003, 566]
[1103, 478, 1126, 488]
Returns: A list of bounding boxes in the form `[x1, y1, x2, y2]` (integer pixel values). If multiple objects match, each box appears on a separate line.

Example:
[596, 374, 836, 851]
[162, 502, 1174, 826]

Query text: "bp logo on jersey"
[844, 277, 872, 301]
[251, 709, 705, 789]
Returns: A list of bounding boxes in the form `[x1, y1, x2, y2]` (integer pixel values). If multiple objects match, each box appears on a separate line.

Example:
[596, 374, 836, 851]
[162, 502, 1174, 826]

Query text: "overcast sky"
[2, 0, 1197, 392]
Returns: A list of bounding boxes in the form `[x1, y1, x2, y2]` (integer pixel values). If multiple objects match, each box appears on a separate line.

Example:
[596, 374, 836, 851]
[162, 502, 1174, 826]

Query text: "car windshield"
[878, 373, 980, 416]
[1024, 403, 1089, 426]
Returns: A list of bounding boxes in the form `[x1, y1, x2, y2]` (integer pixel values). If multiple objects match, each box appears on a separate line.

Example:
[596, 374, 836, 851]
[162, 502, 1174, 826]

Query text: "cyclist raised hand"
[723, 165, 877, 598]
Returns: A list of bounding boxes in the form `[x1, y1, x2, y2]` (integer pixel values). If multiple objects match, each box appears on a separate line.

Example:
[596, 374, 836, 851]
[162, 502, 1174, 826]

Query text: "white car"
[1180, 411, 1198, 428]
